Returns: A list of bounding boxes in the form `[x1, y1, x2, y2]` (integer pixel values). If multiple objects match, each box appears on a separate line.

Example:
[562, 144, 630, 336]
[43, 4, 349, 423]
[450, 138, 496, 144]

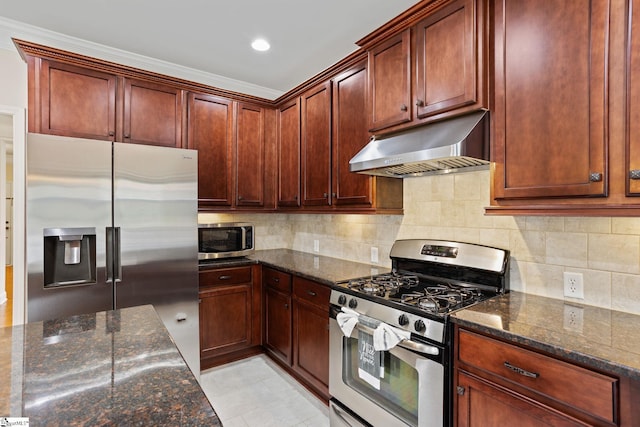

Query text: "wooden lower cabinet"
[292, 277, 330, 400]
[263, 267, 330, 401]
[456, 371, 589, 427]
[199, 265, 262, 369]
[454, 327, 619, 427]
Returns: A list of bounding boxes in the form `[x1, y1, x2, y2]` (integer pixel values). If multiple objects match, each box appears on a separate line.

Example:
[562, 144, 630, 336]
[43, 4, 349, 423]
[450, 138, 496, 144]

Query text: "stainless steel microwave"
[198, 223, 254, 260]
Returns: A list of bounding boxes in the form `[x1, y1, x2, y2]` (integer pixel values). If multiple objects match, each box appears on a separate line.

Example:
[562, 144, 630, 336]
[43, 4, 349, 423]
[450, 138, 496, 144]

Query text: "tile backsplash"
[199, 170, 640, 315]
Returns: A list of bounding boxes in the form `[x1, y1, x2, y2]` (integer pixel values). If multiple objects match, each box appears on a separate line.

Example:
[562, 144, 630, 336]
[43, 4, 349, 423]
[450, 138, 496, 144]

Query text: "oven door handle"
[353, 322, 440, 356]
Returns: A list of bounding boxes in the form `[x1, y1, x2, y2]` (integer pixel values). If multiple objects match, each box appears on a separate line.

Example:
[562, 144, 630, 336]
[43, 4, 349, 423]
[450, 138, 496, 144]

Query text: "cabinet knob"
[124, 134, 131, 139]
[238, 195, 243, 200]
[219, 275, 232, 280]
[108, 131, 115, 137]
[284, 303, 289, 309]
[630, 170, 640, 180]
[332, 193, 336, 198]
[323, 193, 328, 198]
[293, 195, 298, 200]
[416, 100, 424, 107]
[589, 172, 603, 182]
[456, 386, 465, 396]
[400, 104, 408, 112]
[306, 290, 317, 297]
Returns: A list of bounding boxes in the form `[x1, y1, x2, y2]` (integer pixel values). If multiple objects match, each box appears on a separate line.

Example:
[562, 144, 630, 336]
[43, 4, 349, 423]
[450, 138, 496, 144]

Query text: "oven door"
[329, 317, 445, 427]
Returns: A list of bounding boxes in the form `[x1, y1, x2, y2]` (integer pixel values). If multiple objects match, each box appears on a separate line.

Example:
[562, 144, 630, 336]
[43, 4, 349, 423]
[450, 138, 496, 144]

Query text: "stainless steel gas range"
[329, 239, 510, 427]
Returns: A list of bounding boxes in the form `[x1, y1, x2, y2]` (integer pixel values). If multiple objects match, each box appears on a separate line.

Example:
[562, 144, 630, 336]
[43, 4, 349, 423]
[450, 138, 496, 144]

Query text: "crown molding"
[0, 17, 284, 100]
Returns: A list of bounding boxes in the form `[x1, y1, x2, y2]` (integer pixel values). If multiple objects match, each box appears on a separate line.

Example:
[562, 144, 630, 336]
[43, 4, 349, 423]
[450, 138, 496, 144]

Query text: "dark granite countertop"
[249, 249, 389, 286]
[0, 305, 220, 426]
[451, 292, 640, 380]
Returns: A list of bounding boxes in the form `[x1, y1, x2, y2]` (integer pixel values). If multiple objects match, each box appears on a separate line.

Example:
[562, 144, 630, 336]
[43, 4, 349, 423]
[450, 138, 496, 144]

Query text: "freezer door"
[26, 134, 113, 322]
[113, 142, 199, 377]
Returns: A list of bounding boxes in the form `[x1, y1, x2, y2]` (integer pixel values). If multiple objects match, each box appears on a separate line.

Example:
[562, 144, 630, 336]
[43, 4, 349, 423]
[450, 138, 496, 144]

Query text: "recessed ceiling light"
[251, 38, 270, 52]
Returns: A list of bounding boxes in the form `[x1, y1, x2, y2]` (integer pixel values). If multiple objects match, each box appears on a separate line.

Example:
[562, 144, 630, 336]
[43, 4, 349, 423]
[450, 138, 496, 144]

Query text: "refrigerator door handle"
[106, 227, 114, 283]
[106, 227, 122, 283]
[114, 227, 122, 283]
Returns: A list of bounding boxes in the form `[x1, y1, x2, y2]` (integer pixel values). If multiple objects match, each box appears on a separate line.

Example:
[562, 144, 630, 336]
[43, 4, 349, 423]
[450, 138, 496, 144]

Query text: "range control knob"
[398, 314, 409, 326]
[348, 299, 358, 309]
[337, 295, 347, 306]
[414, 320, 426, 332]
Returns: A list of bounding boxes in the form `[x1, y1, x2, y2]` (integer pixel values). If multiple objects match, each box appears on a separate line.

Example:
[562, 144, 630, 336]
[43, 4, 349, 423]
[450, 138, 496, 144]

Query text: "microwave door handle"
[241, 226, 247, 249]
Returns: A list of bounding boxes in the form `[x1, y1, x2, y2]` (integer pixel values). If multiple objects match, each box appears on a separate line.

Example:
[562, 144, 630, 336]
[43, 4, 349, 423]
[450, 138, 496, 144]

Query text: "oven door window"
[198, 228, 242, 253]
[343, 336, 419, 426]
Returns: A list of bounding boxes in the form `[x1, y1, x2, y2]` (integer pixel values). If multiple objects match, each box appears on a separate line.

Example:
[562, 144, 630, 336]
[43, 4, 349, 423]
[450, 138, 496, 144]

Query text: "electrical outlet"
[371, 247, 379, 264]
[563, 272, 584, 299]
[563, 304, 584, 332]
[313, 239, 319, 253]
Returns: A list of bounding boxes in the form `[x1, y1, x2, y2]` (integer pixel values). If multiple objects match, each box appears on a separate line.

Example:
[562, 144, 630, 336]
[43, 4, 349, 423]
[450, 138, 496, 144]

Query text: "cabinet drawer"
[458, 329, 617, 423]
[293, 277, 330, 308]
[263, 267, 292, 293]
[199, 266, 252, 287]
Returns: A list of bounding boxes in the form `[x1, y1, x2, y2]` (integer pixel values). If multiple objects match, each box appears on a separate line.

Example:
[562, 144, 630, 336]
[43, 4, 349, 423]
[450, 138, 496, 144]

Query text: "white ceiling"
[0, 0, 418, 99]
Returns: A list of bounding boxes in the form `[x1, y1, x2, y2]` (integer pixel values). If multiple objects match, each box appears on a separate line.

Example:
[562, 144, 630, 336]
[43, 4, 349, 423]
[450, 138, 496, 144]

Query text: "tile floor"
[200, 354, 330, 427]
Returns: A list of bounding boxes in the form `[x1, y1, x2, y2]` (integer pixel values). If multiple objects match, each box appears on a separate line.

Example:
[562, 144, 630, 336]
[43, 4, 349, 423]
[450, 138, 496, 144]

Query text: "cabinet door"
[277, 98, 301, 207]
[199, 284, 252, 359]
[39, 60, 117, 140]
[264, 288, 292, 364]
[414, 0, 479, 119]
[236, 102, 265, 206]
[301, 81, 332, 206]
[492, 0, 609, 199]
[123, 78, 184, 148]
[187, 93, 234, 206]
[628, 0, 640, 196]
[332, 61, 373, 206]
[368, 29, 411, 132]
[456, 371, 587, 427]
[292, 297, 329, 397]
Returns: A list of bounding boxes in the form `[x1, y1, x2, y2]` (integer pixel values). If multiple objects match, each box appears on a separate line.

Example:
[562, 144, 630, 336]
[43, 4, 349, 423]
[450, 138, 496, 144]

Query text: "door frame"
[0, 105, 25, 325]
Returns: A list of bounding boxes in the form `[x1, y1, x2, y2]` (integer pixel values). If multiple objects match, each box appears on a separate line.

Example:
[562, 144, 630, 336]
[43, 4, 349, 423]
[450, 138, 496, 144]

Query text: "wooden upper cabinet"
[628, 0, 640, 196]
[368, 29, 412, 132]
[187, 93, 233, 206]
[332, 61, 372, 206]
[236, 102, 265, 207]
[414, 0, 480, 119]
[301, 81, 332, 206]
[37, 60, 117, 141]
[122, 78, 184, 148]
[277, 98, 301, 207]
[492, 0, 609, 200]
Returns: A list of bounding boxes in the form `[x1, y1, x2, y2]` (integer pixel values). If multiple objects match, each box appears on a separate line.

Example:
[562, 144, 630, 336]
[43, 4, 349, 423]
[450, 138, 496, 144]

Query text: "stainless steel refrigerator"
[26, 133, 200, 378]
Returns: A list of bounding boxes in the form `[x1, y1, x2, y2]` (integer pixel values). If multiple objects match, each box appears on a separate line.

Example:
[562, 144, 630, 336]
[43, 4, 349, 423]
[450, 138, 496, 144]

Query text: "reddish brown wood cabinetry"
[277, 99, 302, 208]
[368, 29, 412, 132]
[454, 327, 619, 426]
[292, 277, 330, 400]
[414, 0, 482, 119]
[236, 102, 266, 207]
[491, 0, 609, 201]
[263, 267, 293, 364]
[187, 93, 234, 206]
[37, 60, 117, 141]
[301, 82, 332, 207]
[332, 61, 403, 209]
[29, 57, 184, 147]
[365, 0, 486, 134]
[262, 267, 330, 401]
[627, 0, 640, 197]
[199, 265, 262, 369]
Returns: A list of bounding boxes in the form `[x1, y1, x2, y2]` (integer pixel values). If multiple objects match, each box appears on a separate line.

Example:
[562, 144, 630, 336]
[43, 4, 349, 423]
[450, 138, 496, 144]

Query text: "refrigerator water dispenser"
[43, 227, 97, 287]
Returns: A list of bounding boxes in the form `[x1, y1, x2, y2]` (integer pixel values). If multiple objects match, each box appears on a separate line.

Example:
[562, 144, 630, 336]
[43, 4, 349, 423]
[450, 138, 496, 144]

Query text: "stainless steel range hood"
[349, 110, 489, 178]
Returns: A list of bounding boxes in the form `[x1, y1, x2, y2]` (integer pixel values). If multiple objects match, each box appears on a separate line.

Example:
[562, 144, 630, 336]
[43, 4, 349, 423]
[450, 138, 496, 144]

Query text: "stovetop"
[345, 272, 490, 314]
[329, 239, 510, 344]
